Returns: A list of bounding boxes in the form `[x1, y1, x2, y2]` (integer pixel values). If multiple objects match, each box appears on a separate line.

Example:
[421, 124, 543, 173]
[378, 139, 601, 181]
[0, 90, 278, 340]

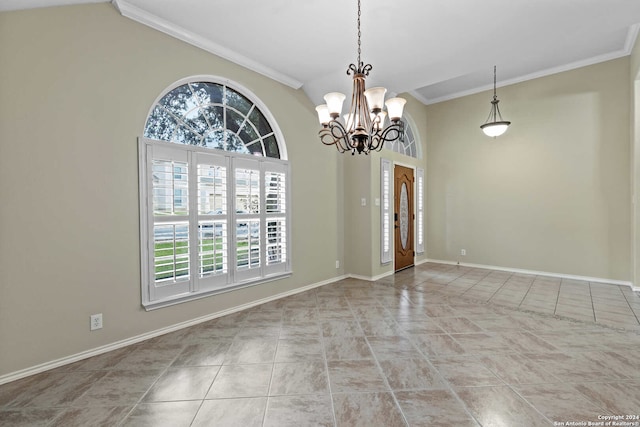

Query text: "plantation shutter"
[416, 167, 424, 254]
[147, 144, 191, 302]
[381, 158, 392, 264]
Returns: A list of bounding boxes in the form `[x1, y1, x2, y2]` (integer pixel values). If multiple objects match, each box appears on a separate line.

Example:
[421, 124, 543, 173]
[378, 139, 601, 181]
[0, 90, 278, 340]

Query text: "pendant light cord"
[493, 65, 497, 100]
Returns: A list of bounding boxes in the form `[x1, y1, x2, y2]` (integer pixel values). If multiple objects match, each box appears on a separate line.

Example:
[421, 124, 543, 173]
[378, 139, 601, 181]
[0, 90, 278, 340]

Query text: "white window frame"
[139, 76, 291, 310]
[140, 138, 291, 310]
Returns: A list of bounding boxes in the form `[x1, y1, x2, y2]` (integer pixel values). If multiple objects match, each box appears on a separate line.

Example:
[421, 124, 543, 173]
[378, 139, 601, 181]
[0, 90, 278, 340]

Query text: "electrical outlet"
[461, 249, 466, 256]
[336, 260, 340, 269]
[90, 313, 103, 331]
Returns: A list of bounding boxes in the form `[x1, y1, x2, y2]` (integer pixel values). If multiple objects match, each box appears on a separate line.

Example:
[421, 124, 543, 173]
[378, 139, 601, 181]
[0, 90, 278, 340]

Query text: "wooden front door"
[394, 165, 414, 271]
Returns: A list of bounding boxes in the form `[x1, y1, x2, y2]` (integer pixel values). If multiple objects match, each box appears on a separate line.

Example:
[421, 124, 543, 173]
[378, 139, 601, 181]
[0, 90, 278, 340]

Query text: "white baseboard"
[0, 275, 348, 386]
[426, 258, 639, 291]
[415, 258, 429, 267]
[347, 270, 395, 282]
[348, 258, 429, 282]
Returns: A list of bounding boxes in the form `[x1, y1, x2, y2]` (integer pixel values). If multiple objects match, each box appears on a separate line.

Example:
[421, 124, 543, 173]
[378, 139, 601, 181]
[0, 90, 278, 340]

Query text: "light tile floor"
[2, 263, 640, 426]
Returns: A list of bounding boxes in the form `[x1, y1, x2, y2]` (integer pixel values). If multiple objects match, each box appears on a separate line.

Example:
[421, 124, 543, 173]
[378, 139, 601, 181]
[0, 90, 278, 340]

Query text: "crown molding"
[111, 0, 303, 90]
[420, 23, 640, 105]
[407, 90, 431, 105]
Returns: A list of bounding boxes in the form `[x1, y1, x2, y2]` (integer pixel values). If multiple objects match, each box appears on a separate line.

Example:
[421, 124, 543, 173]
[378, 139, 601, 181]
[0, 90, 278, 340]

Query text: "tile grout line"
[188, 359, 224, 427]
[483, 272, 516, 303]
[516, 275, 538, 309]
[404, 326, 484, 426]
[189, 315, 251, 426]
[348, 295, 411, 426]
[588, 282, 597, 323]
[119, 340, 189, 426]
[619, 285, 640, 325]
[315, 288, 355, 426]
[504, 382, 561, 425]
[553, 280, 563, 316]
[260, 309, 283, 427]
[315, 291, 339, 427]
[461, 272, 512, 302]
[361, 334, 411, 426]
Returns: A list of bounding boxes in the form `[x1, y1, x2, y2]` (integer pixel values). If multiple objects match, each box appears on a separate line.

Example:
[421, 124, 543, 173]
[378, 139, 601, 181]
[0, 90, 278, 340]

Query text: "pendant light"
[480, 65, 511, 137]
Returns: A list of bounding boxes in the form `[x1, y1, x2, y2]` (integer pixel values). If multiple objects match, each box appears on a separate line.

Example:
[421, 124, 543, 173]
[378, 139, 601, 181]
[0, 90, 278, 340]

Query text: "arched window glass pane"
[384, 116, 417, 158]
[144, 81, 280, 158]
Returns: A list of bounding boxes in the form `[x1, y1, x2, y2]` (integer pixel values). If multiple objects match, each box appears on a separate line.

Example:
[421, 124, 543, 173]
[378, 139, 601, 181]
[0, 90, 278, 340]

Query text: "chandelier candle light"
[480, 65, 511, 137]
[316, 0, 406, 155]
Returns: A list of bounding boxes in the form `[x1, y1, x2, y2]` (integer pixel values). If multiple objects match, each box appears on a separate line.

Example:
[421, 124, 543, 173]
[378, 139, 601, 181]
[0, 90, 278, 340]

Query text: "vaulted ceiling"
[4, 0, 640, 105]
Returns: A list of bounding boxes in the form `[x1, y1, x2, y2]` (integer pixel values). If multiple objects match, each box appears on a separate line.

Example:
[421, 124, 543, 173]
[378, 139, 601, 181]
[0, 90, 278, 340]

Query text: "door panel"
[394, 165, 414, 271]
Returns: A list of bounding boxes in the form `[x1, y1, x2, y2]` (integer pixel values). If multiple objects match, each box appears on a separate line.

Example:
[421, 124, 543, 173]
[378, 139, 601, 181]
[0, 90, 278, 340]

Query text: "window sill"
[142, 271, 292, 311]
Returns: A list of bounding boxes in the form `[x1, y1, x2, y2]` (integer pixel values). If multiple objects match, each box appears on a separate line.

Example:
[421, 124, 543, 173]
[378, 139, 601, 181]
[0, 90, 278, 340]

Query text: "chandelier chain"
[357, 0, 361, 66]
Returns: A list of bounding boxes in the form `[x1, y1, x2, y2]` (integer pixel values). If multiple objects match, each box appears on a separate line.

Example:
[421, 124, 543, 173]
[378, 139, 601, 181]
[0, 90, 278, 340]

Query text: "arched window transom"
[144, 81, 280, 158]
[384, 114, 419, 158]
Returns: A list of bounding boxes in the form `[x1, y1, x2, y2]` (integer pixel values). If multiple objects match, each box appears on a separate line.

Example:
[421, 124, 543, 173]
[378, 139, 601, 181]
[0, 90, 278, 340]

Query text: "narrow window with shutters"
[381, 158, 392, 264]
[416, 168, 425, 254]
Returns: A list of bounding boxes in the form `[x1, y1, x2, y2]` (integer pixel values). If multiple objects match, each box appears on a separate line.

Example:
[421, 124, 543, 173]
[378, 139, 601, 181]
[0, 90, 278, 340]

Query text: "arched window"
[384, 113, 421, 159]
[139, 77, 290, 310]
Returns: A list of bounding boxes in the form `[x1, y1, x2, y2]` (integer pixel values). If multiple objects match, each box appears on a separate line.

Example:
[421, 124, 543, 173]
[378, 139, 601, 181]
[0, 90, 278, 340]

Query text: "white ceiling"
[3, 0, 640, 105]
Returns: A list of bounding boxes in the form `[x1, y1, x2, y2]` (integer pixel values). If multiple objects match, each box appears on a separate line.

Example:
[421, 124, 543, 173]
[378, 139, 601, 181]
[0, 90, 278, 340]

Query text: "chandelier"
[480, 65, 511, 137]
[315, 0, 406, 155]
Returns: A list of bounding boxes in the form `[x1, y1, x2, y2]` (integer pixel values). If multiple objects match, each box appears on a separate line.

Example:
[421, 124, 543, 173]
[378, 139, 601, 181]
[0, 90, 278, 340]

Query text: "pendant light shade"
[481, 121, 510, 137]
[481, 66, 511, 137]
[324, 92, 347, 117]
[385, 97, 407, 121]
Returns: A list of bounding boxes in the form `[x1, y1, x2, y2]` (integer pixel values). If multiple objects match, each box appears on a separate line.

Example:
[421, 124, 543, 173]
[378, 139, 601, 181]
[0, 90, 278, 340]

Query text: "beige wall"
[426, 58, 631, 281]
[0, 4, 342, 376]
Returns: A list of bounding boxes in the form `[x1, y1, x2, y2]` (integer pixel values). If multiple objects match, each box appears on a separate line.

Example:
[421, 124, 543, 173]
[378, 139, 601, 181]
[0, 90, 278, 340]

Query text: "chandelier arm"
[377, 122, 405, 144]
[319, 121, 350, 153]
[368, 133, 382, 152]
[332, 122, 352, 153]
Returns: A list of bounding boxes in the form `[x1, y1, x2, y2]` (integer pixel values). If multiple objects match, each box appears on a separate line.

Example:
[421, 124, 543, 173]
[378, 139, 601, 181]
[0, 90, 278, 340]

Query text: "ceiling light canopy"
[315, 0, 406, 155]
[480, 65, 511, 138]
